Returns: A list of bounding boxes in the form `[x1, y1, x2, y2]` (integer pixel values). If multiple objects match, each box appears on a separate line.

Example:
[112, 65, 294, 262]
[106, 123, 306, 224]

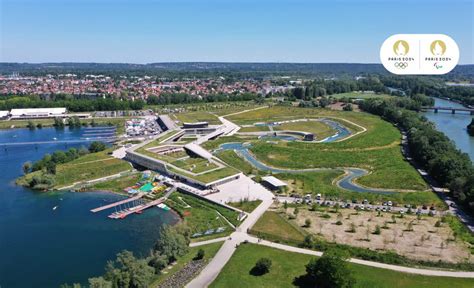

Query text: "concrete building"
[157, 115, 177, 131]
[9, 108, 67, 119]
[0, 111, 9, 120]
[183, 121, 209, 129]
[261, 176, 287, 191]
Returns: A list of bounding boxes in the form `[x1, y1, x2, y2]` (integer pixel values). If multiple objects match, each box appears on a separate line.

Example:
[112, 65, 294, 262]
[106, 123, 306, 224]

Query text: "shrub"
[373, 225, 381, 235]
[195, 249, 205, 260]
[252, 258, 272, 275]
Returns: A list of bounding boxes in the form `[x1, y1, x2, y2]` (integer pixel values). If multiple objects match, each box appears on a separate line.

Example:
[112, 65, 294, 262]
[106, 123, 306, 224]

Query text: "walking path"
[186, 176, 274, 288]
[189, 226, 474, 288]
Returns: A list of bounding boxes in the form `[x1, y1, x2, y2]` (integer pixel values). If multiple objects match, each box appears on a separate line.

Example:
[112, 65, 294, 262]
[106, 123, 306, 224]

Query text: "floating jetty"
[90, 194, 144, 213]
[108, 198, 165, 219]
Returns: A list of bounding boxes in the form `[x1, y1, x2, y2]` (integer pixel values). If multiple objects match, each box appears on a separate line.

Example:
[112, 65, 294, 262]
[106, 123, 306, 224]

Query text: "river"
[0, 127, 179, 288]
[422, 97, 474, 161]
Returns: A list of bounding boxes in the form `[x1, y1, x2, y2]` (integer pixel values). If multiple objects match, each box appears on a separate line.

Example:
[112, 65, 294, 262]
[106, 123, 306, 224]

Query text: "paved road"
[186, 178, 274, 288]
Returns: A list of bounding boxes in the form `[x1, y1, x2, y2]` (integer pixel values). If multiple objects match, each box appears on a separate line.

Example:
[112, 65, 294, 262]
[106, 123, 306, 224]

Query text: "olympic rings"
[394, 62, 408, 69]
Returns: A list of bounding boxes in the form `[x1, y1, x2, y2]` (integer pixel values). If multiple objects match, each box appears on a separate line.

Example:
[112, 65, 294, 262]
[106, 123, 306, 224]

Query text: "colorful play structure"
[123, 171, 167, 195]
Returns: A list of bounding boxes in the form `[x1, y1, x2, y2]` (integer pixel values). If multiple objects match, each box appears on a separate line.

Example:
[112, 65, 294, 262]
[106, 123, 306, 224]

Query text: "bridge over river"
[422, 106, 474, 115]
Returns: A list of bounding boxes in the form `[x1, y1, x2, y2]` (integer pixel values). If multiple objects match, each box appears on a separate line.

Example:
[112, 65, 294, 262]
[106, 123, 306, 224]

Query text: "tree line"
[288, 77, 389, 101]
[146, 92, 259, 106]
[379, 75, 474, 106]
[0, 95, 145, 112]
[359, 98, 474, 212]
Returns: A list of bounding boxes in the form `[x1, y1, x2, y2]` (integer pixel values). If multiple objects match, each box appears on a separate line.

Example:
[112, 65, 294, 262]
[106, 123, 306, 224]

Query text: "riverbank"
[0, 126, 181, 287]
[423, 97, 474, 161]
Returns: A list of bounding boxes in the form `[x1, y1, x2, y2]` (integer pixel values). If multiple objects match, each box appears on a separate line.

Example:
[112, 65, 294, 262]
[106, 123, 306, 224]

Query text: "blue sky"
[1, 0, 473, 63]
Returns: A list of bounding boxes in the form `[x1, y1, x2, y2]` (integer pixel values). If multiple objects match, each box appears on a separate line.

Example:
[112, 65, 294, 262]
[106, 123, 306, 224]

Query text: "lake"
[423, 97, 474, 161]
[0, 127, 179, 288]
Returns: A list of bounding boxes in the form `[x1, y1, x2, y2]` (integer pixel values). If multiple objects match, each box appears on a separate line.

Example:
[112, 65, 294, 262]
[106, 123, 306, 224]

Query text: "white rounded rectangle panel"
[380, 34, 459, 75]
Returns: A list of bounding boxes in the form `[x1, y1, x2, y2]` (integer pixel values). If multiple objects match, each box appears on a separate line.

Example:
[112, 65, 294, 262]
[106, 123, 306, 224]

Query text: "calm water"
[0, 127, 178, 288]
[423, 98, 474, 161]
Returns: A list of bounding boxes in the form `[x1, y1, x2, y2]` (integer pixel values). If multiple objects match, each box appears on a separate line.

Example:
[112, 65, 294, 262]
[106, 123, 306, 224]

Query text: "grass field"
[174, 111, 221, 125]
[273, 120, 336, 140]
[251, 211, 306, 244]
[167, 164, 239, 184]
[239, 125, 271, 132]
[151, 241, 223, 287]
[225, 106, 427, 191]
[171, 157, 219, 173]
[18, 149, 132, 189]
[215, 150, 256, 175]
[228, 200, 262, 213]
[210, 244, 474, 288]
[89, 173, 141, 194]
[165, 191, 240, 235]
[0, 117, 131, 134]
[330, 92, 393, 100]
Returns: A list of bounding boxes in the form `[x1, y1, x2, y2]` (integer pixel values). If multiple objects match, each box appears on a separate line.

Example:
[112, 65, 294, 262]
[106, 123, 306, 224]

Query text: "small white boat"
[53, 206, 58, 210]
[53, 137, 57, 141]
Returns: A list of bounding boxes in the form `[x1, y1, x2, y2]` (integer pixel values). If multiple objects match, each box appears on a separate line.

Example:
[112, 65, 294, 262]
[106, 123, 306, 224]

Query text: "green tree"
[253, 257, 272, 275]
[305, 249, 355, 288]
[343, 103, 353, 111]
[104, 250, 154, 288]
[467, 118, 474, 137]
[27, 120, 36, 129]
[147, 251, 168, 275]
[88, 277, 112, 288]
[305, 218, 312, 227]
[22, 161, 32, 175]
[154, 225, 189, 263]
[89, 141, 107, 153]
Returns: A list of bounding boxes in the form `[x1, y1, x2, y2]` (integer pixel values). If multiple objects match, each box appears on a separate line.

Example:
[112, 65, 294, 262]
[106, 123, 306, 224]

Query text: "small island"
[468, 119, 474, 136]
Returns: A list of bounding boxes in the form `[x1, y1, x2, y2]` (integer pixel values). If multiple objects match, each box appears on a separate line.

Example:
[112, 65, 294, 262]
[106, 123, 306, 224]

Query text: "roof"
[10, 108, 66, 116]
[184, 143, 213, 160]
[262, 176, 287, 187]
[158, 115, 177, 130]
[0, 111, 9, 117]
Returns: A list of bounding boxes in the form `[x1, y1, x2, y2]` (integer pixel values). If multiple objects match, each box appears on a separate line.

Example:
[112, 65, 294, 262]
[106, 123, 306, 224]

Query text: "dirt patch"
[285, 207, 472, 264]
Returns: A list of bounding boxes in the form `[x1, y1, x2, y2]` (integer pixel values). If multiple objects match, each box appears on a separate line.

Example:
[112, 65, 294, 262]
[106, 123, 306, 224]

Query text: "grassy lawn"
[151, 241, 223, 287]
[167, 165, 239, 184]
[273, 120, 336, 140]
[228, 200, 262, 213]
[216, 150, 256, 175]
[89, 173, 141, 194]
[174, 111, 221, 125]
[227, 106, 428, 192]
[239, 125, 270, 132]
[171, 157, 219, 174]
[18, 149, 132, 189]
[331, 92, 393, 100]
[0, 117, 130, 134]
[165, 191, 240, 236]
[210, 244, 474, 288]
[251, 211, 306, 244]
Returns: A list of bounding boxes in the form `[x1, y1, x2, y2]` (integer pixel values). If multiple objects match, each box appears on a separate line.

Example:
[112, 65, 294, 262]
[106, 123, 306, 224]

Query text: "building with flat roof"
[183, 122, 209, 129]
[0, 111, 9, 120]
[9, 108, 67, 119]
[261, 176, 287, 191]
